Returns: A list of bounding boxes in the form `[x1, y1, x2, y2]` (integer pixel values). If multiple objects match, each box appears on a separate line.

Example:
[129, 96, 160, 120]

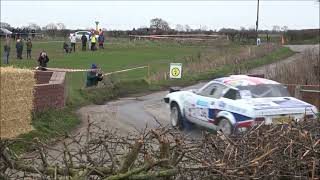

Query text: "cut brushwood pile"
[0, 117, 319, 179]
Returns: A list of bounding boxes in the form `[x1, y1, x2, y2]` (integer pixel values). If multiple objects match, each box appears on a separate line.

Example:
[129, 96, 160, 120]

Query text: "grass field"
[1, 38, 295, 153]
[1, 39, 206, 103]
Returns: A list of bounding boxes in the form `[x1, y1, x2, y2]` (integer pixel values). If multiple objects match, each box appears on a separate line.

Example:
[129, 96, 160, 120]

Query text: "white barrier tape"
[103, 66, 148, 76]
[45, 68, 89, 72]
[38, 66, 148, 75]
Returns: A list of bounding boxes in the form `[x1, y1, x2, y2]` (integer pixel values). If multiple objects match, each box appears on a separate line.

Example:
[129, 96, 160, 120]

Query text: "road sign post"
[170, 63, 182, 79]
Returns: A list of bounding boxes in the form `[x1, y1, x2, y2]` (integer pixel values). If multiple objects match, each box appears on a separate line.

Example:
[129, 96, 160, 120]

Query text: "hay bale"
[0, 67, 35, 139]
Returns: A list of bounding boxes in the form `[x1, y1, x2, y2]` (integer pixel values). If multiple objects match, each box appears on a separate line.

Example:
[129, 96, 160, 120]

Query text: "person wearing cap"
[37, 51, 49, 70]
[86, 64, 103, 87]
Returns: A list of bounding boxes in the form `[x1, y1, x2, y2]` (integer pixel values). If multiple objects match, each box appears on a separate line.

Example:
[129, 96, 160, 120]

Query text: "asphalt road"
[76, 44, 319, 137]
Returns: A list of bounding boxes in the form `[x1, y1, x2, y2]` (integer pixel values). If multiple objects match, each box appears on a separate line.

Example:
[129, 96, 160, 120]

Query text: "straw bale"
[0, 67, 35, 139]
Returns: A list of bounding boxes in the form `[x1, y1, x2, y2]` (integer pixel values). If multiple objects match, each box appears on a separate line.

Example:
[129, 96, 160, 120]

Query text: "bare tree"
[240, 26, 246, 31]
[56, 22, 66, 30]
[272, 25, 280, 32]
[184, 24, 191, 32]
[27, 23, 41, 31]
[44, 23, 58, 39]
[200, 25, 208, 31]
[175, 24, 184, 32]
[150, 18, 170, 32]
[0, 22, 12, 30]
[56, 22, 70, 38]
[281, 26, 288, 32]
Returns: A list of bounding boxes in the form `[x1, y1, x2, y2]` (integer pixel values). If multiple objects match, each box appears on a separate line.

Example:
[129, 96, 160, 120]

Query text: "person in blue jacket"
[86, 64, 103, 87]
[98, 34, 105, 49]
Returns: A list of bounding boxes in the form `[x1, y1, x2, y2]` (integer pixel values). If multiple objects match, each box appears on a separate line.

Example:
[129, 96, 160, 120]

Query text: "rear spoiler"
[169, 87, 181, 93]
[246, 74, 265, 78]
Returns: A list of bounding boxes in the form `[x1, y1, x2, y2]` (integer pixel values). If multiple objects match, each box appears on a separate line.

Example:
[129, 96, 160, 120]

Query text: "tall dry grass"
[149, 43, 277, 82]
[266, 47, 320, 85]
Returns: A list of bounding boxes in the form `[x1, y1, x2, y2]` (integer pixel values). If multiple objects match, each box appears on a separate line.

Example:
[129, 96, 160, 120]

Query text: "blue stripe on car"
[231, 112, 252, 122]
[208, 109, 251, 122]
[196, 100, 209, 107]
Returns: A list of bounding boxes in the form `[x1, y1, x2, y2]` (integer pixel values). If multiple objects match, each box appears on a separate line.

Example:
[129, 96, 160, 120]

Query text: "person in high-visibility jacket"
[90, 35, 97, 51]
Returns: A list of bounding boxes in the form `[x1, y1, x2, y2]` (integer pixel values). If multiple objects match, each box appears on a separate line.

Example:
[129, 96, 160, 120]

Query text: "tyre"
[217, 118, 234, 135]
[170, 103, 184, 130]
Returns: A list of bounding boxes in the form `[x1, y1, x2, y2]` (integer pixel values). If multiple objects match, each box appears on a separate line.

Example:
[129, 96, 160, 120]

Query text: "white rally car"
[164, 75, 318, 135]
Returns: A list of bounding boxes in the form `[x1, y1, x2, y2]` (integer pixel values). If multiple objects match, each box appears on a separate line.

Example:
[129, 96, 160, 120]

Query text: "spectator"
[63, 41, 71, 54]
[88, 32, 92, 50]
[15, 38, 23, 59]
[81, 33, 87, 51]
[31, 29, 36, 39]
[17, 28, 21, 39]
[98, 34, 105, 49]
[3, 37, 11, 64]
[90, 34, 97, 51]
[12, 28, 16, 39]
[22, 28, 27, 40]
[86, 64, 103, 87]
[70, 34, 77, 52]
[37, 51, 49, 70]
[26, 38, 32, 59]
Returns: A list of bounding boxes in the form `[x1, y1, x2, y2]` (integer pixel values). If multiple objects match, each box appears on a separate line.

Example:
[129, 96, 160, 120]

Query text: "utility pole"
[256, 0, 260, 41]
[95, 21, 99, 33]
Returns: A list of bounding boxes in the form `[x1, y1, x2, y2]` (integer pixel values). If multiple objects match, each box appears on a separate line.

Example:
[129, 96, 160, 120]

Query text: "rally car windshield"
[237, 84, 290, 98]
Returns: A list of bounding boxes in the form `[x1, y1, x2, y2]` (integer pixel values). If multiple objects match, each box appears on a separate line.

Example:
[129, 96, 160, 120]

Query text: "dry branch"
[0, 117, 319, 179]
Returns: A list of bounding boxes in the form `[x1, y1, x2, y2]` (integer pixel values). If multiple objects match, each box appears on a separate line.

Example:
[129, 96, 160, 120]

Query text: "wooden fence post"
[294, 85, 301, 99]
[147, 64, 150, 79]
[147, 64, 151, 84]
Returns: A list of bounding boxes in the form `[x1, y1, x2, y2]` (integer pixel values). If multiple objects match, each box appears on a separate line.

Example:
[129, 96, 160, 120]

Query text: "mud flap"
[182, 109, 193, 130]
[169, 87, 181, 93]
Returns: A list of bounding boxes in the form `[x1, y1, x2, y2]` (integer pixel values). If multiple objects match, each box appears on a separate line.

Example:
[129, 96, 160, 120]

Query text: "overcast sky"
[1, 1, 319, 30]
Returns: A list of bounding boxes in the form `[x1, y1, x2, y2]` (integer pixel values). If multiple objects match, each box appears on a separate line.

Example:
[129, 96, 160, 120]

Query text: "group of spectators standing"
[63, 29, 105, 53]
[3, 35, 49, 71]
[11, 28, 36, 40]
[2, 37, 33, 64]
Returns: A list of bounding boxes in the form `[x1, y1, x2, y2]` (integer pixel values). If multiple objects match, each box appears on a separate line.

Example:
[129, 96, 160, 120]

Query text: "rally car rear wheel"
[218, 118, 233, 135]
[170, 104, 183, 129]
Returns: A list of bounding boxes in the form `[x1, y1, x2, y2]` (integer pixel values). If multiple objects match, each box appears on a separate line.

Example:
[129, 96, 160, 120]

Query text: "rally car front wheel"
[170, 103, 183, 130]
[217, 118, 233, 135]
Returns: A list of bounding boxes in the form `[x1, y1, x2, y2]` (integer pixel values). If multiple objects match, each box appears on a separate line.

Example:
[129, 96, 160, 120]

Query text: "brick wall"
[33, 71, 66, 112]
[34, 71, 53, 84]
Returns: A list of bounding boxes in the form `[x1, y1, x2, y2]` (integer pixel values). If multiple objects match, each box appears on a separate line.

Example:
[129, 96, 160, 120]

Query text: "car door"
[187, 82, 227, 124]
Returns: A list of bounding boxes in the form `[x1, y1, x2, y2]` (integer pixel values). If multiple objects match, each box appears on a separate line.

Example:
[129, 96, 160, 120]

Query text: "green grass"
[286, 37, 320, 45]
[11, 108, 80, 153]
[1, 38, 294, 153]
[1, 39, 204, 105]
[1, 39, 205, 153]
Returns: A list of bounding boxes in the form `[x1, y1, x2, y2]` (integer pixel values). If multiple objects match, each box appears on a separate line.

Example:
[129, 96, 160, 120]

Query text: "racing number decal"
[171, 67, 180, 77]
[199, 108, 208, 118]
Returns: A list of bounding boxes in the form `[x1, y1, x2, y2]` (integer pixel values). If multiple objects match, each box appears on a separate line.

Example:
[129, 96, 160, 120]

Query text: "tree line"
[1, 18, 319, 43]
